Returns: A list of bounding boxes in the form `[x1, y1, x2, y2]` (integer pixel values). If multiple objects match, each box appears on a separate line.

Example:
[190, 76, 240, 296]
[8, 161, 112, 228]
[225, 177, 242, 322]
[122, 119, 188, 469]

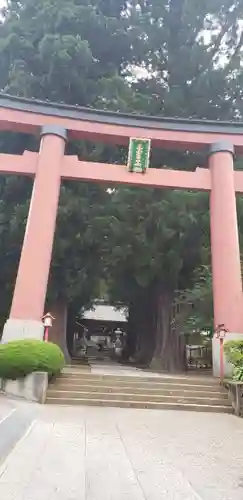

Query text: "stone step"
[46, 389, 230, 406]
[47, 368, 229, 413]
[59, 372, 219, 388]
[49, 381, 227, 397]
[45, 396, 232, 413]
[57, 379, 221, 392]
[68, 365, 90, 370]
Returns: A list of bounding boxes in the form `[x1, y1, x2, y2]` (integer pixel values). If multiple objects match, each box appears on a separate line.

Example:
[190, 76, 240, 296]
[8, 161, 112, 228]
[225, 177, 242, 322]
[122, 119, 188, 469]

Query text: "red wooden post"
[2, 126, 66, 343]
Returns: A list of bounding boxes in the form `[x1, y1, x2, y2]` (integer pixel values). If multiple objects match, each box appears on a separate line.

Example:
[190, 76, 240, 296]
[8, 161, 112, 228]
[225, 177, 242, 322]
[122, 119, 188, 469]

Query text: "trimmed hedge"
[0, 339, 65, 380]
[224, 340, 243, 380]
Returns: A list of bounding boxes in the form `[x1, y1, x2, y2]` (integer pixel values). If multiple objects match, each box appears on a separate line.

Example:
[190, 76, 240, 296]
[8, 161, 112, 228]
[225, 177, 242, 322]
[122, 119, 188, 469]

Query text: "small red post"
[219, 337, 224, 381]
[44, 326, 49, 342]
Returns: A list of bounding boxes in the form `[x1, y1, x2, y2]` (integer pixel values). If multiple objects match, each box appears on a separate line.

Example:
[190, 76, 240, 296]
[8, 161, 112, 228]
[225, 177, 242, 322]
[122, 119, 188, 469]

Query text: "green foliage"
[174, 265, 213, 336]
[0, 0, 137, 109]
[0, 340, 64, 379]
[232, 366, 243, 382]
[224, 341, 243, 380]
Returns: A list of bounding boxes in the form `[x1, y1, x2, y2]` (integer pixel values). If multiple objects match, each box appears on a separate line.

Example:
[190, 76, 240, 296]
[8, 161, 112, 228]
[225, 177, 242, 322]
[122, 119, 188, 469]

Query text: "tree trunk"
[48, 299, 71, 364]
[121, 302, 137, 362]
[66, 304, 78, 357]
[150, 289, 186, 373]
[132, 287, 155, 367]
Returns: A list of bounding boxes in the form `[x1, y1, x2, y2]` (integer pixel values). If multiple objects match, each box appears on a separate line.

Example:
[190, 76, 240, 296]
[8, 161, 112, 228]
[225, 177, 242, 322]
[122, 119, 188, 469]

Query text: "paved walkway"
[89, 360, 167, 377]
[0, 396, 37, 468]
[0, 397, 243, 499]
[70, 357, 214, 380]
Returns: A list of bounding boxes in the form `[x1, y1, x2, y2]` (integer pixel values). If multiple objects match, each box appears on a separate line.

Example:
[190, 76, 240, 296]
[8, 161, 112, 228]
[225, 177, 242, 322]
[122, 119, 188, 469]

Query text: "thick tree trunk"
[132, 288, 155, 367]
[66, 304, 78, 357]
[121, 302, 137, 362]
[150, 289, 186, 373]
[48, 299, 71, 364]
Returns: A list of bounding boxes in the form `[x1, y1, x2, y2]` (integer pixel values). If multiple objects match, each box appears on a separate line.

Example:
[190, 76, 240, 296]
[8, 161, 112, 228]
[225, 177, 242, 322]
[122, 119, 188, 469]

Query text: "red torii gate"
[1, 94, 243, 376]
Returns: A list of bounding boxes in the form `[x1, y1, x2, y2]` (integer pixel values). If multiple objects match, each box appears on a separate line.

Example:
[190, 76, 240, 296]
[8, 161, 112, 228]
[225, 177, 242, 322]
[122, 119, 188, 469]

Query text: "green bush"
[0, 339, 65, 380]
[224, 340, 243, 366]
[224, 340, 243, 381]
[232, 366, 243, 381]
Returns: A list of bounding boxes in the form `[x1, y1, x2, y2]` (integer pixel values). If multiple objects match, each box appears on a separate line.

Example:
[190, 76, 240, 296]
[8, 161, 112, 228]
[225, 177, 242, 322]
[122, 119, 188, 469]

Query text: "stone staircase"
[45, 366, 232, 413]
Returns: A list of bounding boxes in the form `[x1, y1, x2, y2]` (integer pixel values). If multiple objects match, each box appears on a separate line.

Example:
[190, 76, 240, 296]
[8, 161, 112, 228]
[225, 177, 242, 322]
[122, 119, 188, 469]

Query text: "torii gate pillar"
[209, 141, 243, 376]
[1, 125, 67, 343]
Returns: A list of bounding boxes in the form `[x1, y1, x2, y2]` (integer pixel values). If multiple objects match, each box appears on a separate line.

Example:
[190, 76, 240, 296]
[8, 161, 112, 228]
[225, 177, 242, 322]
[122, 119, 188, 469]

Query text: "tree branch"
[208, 21, 230, 62]
[231, 28, 243, 59]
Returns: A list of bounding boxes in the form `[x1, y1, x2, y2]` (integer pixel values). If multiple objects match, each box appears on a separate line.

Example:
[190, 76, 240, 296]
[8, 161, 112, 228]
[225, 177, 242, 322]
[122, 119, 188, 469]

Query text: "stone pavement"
[0, 398, 243, 499]
[0, 395, 14, 424]
[0, 395, 37, 467]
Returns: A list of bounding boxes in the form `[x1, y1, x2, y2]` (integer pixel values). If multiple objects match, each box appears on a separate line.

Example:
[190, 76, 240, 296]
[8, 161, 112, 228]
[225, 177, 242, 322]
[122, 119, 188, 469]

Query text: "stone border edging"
[0, 372, 48, 403]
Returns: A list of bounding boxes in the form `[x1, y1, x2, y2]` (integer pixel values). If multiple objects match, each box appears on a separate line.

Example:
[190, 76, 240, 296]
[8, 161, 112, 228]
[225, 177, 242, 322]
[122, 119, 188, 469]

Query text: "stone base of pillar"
[212, 332, 243, 377]
[1, 319, 44, 343]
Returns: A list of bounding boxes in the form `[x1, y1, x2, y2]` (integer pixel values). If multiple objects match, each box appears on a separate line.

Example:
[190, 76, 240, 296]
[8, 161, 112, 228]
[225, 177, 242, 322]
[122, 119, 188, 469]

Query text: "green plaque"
[127, 138, 151, 173]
